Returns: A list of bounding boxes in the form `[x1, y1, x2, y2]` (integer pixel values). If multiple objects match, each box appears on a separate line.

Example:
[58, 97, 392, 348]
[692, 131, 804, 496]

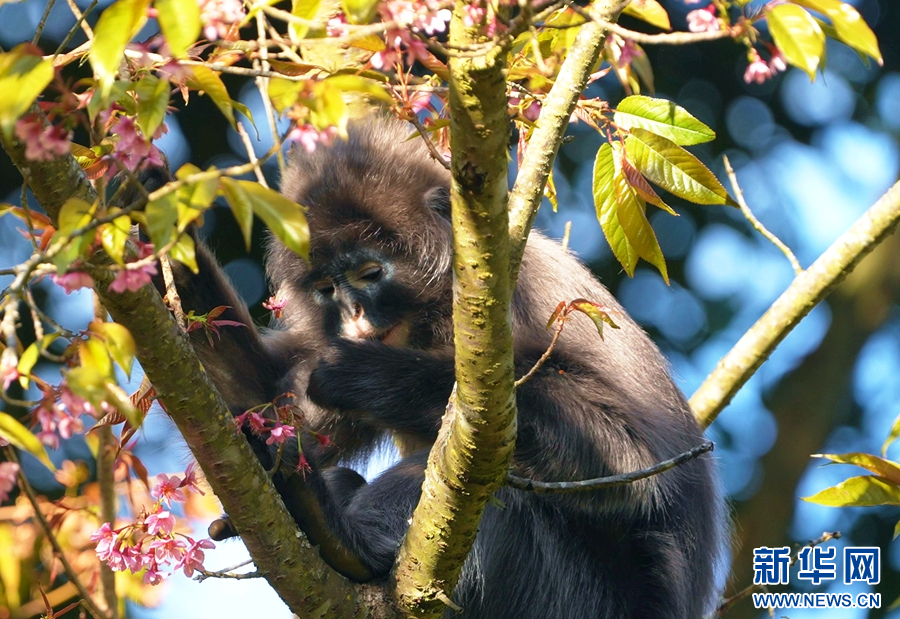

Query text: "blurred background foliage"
[0, 0, 898, 617]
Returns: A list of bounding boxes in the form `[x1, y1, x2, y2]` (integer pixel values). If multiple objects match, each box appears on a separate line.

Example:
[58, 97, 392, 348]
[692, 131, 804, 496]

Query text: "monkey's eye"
[314, 280, 335, 297]
[357, 263, 383, 283]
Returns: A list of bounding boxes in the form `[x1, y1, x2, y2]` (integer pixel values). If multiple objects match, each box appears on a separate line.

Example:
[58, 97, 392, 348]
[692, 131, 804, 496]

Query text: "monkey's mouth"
[343, 319, 409, 346]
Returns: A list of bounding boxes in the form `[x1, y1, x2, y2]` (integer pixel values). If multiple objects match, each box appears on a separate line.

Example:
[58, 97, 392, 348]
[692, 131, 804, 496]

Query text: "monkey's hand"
[307, 339, 454, 440]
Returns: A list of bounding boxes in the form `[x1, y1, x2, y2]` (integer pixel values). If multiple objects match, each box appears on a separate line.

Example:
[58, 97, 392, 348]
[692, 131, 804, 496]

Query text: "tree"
[0, 0, 897, 617]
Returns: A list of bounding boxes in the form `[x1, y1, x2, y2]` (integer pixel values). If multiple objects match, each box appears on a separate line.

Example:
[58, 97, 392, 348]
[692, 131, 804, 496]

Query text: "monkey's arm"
[307, 339, 455, 440]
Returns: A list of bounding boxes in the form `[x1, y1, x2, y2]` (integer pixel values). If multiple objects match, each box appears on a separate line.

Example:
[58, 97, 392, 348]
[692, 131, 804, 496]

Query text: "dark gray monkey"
[155, 118, 724, 618]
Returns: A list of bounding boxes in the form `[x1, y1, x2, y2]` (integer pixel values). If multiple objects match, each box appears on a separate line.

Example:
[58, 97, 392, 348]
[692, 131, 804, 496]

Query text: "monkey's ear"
[424, 186, 451, 219]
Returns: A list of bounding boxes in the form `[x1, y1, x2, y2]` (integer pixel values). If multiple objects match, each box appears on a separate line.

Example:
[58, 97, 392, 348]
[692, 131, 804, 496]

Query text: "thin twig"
[31, 0, 58, 45]
[724, 155, 802, 275]
[4, 447, 108, 619]
[237, 122, 269, 186]
[254, 8, 286, 174]
[54, 0, 99, 57]
[160, 255, 187, 331]
[409, 115, 450, 170]
[506, 441, 714, 493]
[515, 318, 565, 387]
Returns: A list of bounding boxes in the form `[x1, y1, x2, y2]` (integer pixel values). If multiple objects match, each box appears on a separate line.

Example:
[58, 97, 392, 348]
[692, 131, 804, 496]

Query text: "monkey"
[152, 118, 724, 618]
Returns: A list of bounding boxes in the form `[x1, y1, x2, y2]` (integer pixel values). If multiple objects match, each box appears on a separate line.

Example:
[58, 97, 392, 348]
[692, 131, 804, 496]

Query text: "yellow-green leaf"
[134, 75, 170, 139]
[219, 177, 253, 250]
[323, 74, 392, 103]
[802, 475, 900, 507]
[89, 0, 151, 99]
[174, 164, 218, 230]
[0, 44, 54, 136]
[593, 142, 638, 275]
[89, 321, 136, 379]
[221, 180, 309, 258]
[790, 0, 881, 65]
[81, 336, 113, 379]
[0, 412, 55, 470]
[186, 65, 235, 128]
[169, 232, 198, 273]
[767, 4, 825, 79]
[99, 214, 132, 265]
[105, 382, 143, 429]
[570, 300, 620, 338]
[289, 0, 321, 41]
[155, 0, 201, 58]
[613, 146, 668, 283]
[812, 452, 900, 486]
[883, 411, 900, 456]
[16, 334, 59, 389]
[622, 0, 670, 30]
[268, 77, 304, 114]
[342, 0, 378, 24]
[52, 198, 96, 272]
[625, 128, 736, 206]
[66, 365, 108, 411]
[614, 95, 715, 146]
[145, 191, 178, 249]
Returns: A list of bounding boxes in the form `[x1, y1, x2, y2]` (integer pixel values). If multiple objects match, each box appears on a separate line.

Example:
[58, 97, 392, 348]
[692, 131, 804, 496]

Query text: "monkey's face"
[302, 244, 423, 348]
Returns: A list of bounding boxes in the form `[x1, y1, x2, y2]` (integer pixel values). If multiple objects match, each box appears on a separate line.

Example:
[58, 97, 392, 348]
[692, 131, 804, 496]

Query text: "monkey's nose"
[352, 303, 364, 319]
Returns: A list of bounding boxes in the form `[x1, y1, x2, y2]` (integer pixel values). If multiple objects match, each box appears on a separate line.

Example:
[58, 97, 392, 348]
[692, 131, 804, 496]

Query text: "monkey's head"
[268, 119, 454, 350]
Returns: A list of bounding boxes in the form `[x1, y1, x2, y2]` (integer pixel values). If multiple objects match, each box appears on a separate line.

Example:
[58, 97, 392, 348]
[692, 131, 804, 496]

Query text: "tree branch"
[393, 3, 516, 616]
[0, 120, 370, 619]
[691, 180, 900, 428]
[507, 0, 627, 280]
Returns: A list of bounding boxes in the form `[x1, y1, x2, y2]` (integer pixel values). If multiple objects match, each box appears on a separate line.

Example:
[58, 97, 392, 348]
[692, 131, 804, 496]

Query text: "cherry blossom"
[0, 462, 20, 503]
[106, 116, 164, 177]
[286, 124, 338, 153]
[15, 116, 71, 162]
[151, 473, 187, 506]
[744, 49, 773, 84]
[266, 422, 297, 445]
[145, 509, 176, 536]
[686, 5, 720, 33]
[262, 296, 287, 319]
[51, 271, 94, 294]
[177, 538, 216, 577]
[199, 0, 246, 41]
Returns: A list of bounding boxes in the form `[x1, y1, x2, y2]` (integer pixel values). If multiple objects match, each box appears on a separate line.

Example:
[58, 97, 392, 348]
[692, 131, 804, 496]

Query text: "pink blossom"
[0, 462, 20, 503]
[143, 562, 169, 585]
[684, 0, 702, 4]
[266, 422, 297, 445]
[182, 462, 206, 495]
[619, 39, 641, 67]
[247, 412, 268, 434]
[463, 2, 485, 27]
[51, 271, 94, 294]
[199, 0, 246, 41]
[59, 385, 93, 417]
[145, 509, 176, 536]
[1, 349, 19, 391]
[686, 5, 719, 32]
[177, 537, 215, 577]
[769, 50, 788, 74]
[38, 430, 60, 450]
[15, 117, 71, 162]
[106, 116, 164, 177]
[90, 522, 118, 562]
[151, 473, 187, 506]
[262, 296, 287, 319]
[56, 414, 84, 439]
[744, 49, 773, 84]
[286, 124, 338, 153]
[109, 268, 153, 293]
[327, 14, 349, 37]
[149, 536, 187, 563]
[379, 0, 451, 35]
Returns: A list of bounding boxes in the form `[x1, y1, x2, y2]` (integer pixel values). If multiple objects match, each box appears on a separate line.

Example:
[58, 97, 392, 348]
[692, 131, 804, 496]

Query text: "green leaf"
[219, 177, 253, 249]
[625, 128, 736, 206]
[342, 0, 378, 24]
[803, 475, 900, 507]
[134, 75, 170, 139]
[570, 300, 620, 338]
[613, 145, 668, 283]
[621, 0, 670, 30]
[155, 0, 201, 58]
[220, 179, 309, 258]
[169, 232, 198, 273]
[289, 0, 321, 41]
[0, 412, 55, 470]
[145, 192, 178, 249]
[0, 44, 54, 136]
[883, 412, 900, 456]
[592, 143, 638, 276]
[322, 74, 392, 103]
[767, 4, 825, 79]
[81, 336, 113, 379]
[614, 95, 715, 146]
[99, 214, 132, 265]
[89, 321, 136, 379]
[16, 335, 60, 389]
[186, 65, 235, 128]
[268, 77, 304, 114]
[790, 0, 881, 65]
[812, 452, 900, 486]
[174, 164, 218, 230]
[89, 0, 151, 99]
[52, 198, 96, 272]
